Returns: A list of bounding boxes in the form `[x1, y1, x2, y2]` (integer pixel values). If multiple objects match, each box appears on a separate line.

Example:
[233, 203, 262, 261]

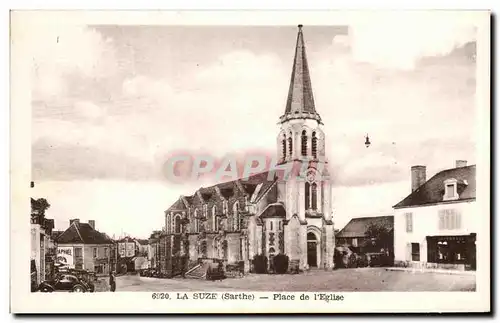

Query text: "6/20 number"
[152, 293, 170, 299]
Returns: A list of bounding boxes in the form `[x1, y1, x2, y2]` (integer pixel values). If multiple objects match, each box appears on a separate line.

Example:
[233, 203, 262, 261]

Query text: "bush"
[252, 254, 268, 274]
[272, 254, 289, 274]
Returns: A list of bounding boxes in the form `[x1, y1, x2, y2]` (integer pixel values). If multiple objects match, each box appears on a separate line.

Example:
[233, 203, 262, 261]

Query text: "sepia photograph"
[10, 10, 491, 313]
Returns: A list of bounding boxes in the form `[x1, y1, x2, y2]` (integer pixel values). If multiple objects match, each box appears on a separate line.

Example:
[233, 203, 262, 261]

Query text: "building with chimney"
[393, 160, 477, 270]
[162, 25, 335, 273]
[55, 219, 116, 274]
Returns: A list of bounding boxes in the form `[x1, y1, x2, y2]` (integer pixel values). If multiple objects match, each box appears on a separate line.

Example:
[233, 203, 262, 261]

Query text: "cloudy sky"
[30, 17, 478, 238]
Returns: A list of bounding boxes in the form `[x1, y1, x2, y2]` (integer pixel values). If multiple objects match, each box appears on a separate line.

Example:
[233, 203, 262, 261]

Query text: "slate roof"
[393, 165, 476, 209]
[166, 171, 277, 212]
[259, 203, 286, 219]
[51, 230, 64, 241]
[336, 216, 394, 239]
[284, 25, 316, 115]
[136, 239, 149, 245]
[56, 222, 114, 245]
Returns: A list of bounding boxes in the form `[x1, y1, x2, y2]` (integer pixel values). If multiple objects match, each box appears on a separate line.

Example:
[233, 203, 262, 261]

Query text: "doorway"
[307, 232, 318, 268]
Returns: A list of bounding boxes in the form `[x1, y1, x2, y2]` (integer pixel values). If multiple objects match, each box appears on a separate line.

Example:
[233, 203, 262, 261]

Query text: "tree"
[31, 198, 51, 217]
[364, 223, 392, 251]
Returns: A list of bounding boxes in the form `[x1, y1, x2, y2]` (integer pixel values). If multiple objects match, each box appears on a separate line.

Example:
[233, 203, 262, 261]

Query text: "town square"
[23, 12, 485, 303]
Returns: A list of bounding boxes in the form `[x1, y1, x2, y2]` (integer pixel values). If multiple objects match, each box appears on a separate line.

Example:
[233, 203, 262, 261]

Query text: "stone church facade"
[164, 25, 335, 272]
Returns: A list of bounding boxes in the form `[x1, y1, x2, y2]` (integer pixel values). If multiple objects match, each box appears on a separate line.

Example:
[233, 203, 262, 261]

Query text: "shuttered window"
[405, 213, 413, 233]
[438, 209, 462, 230]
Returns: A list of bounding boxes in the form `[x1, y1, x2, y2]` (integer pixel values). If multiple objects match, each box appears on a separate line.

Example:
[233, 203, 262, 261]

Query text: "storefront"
[426, 233, 476, 270]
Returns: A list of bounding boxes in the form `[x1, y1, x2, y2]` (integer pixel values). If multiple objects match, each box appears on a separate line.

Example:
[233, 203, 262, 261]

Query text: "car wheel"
[40, 287, 51, 293]
[72, 285, 85, 292]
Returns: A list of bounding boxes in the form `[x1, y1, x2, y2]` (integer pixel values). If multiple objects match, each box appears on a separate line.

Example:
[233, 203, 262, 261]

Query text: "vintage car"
[55, 268, 96, 292]
[38, 273, 93, 292]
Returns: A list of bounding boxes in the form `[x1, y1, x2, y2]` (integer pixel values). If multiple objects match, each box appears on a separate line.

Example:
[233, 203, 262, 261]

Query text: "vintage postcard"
[10, 10, 490, 313]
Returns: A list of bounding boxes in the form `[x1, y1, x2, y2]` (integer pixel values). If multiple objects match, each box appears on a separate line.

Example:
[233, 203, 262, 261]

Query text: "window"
[405, 213, 413, 233]
[104, 247, 108, 257]
[311, 183, 318, 210]
[288, 133, 293, 157]
[74, 247, 82, 258]
[352, 238, 358, 247]
[411, 243, 420, 261]
[443, 179, 459, 201]
[193, 209, 199, 232]
[269, 221, 273, 231]
[279, 221, 282, 231]
[233, 202, 239, 231]
[212, 205, 217, 231]
[301, 130, 308, 156]
[282, 135, 286, 159]
[223, 201, 228, 215]
[93, 247, 97, 258]
[203, 204, 208, 218]
[438, 209, 462, 230]
[305, 182, 310, 210]
[175, 215, 182, 233]
[445, 184, 455, 198]
[312, 131, 317, 159]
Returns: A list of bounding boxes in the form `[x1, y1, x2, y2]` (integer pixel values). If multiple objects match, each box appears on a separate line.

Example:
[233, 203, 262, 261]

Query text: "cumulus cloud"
[30, 24, 117, 100]
[348, 12, 476, 70]
[32, 25, 477, 189]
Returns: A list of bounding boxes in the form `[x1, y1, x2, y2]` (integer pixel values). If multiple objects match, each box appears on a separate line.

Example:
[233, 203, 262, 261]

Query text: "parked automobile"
[38, 274, 93, 293]
[365, 252, 393, 267]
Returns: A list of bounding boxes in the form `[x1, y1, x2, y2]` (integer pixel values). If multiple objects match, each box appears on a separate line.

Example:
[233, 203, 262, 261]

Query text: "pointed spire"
[281, 25, 321, 123]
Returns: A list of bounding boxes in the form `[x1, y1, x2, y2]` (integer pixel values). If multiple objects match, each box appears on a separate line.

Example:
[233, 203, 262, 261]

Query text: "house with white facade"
[393, 160, 476, 270]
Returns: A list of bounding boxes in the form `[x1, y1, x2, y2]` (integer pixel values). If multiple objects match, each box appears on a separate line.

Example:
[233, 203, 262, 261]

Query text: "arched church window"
[301, 130, 308, 156]
[312, 131, 317, 159]
[282, 134, 286, 159]
[174, 215, 182, 234]
[194, 209, 199, 232]
[305, 182, 310, 210]
[311, 183, 318, 210]
[212, 205, 217, 232]
[288, 132, 293, 157]
[233, 201, 240, 231]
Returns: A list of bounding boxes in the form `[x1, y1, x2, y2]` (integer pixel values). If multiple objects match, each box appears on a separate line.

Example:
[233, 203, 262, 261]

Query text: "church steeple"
[280, 25, 322, 124]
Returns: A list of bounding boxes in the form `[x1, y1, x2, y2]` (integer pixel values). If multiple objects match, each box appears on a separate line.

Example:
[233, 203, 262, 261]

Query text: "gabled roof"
[136, 239, 149, 245]
[56, 222, 114, 245]
[394, 165, 476, 209]
[165, 171, 277, 212]
[337, 216, 394, 239]
[259, 203, 286, 219]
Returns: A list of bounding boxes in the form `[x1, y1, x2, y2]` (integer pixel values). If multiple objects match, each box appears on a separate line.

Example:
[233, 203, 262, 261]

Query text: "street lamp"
[365, 134, 371, 148]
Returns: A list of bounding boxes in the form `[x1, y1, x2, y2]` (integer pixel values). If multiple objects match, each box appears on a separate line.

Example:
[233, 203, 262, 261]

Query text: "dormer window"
[443, 178, 459, 201]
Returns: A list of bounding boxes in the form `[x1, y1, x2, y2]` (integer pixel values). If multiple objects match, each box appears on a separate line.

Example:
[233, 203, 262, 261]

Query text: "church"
[163, 25, 335, 272]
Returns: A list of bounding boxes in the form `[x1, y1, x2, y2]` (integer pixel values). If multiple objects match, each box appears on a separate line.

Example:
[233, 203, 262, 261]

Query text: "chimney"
[70, 218, 80, 226]
[455, 160, 467, 168]
[88, 220, 95, 229]
[411, 166, 426, 192]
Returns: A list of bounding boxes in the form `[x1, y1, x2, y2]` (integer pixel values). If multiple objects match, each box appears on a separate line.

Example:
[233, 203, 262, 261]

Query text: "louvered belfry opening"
[301, 130, 307, 156]
[312, 131, 317, 159]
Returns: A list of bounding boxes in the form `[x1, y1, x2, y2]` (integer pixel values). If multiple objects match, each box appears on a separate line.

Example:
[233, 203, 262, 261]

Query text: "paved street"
[111, 268, 475, 292]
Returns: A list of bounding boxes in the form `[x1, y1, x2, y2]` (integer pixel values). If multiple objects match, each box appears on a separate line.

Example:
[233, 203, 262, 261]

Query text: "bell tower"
[278, 25, 335, 270]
